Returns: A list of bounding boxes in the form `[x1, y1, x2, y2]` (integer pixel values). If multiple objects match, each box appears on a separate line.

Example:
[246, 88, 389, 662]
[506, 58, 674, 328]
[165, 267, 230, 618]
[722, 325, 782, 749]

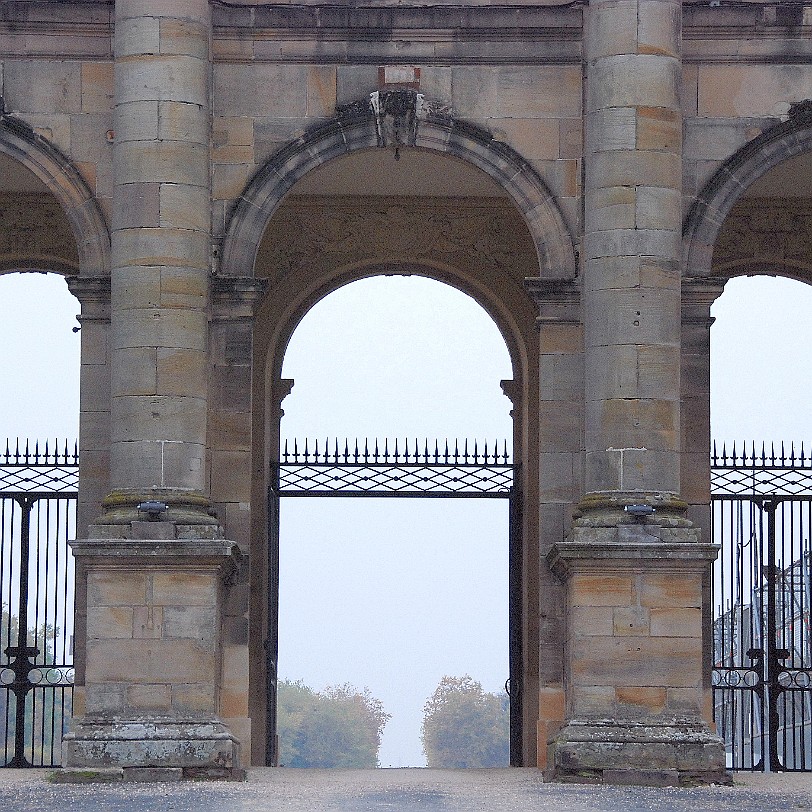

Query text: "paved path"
[1, 768, 811, 812]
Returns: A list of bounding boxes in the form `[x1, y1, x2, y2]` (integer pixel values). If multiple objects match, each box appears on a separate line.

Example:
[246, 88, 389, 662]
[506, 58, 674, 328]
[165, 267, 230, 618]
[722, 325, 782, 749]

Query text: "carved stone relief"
[713, 197, 812, 277]
[0, 192, 78, 271]
[255, 196, 538, 286]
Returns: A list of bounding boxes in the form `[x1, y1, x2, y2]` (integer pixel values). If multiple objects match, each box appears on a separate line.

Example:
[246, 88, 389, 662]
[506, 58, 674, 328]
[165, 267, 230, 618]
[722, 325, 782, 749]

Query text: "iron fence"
[0, 440, 77, 767]
[711, 442, 812, 771]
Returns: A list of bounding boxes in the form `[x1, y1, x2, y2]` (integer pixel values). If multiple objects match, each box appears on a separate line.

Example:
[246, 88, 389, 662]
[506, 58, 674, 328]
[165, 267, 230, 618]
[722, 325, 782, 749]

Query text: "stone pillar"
[105, 0, 212, 523]
[546, 0, 728, 785]
[62, 2, 244, 780]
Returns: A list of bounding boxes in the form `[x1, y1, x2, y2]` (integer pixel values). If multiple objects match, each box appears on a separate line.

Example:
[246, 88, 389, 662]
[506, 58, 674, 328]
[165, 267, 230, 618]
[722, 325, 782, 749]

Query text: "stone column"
[62, 2, 244, 780]
[546, 0, 727, 784]
[105, 0, 213, 524]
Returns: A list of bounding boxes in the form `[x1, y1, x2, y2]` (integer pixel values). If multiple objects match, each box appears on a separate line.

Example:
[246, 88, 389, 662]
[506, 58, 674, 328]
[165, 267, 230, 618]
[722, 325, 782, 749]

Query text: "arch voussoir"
[220, 91, 576, 282]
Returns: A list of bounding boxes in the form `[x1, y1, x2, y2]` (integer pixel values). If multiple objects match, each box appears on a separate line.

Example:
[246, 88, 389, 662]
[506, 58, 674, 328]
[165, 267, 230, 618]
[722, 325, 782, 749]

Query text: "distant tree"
[277, 680, 390, 768]
[421, 675, 509, 768]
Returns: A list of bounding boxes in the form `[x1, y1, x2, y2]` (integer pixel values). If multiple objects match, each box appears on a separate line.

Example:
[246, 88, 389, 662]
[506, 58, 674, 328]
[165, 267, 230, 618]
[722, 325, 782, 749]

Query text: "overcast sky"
[2, 270, 812, 766]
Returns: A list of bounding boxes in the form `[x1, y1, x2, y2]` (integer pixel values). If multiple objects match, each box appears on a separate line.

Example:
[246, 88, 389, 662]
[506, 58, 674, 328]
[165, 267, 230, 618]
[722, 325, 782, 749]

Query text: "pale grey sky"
[2, 270, 812, 766]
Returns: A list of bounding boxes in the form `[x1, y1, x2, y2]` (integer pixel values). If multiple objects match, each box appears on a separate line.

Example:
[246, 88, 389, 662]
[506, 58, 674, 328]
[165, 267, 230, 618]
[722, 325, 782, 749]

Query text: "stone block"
[569, 574, 633, 608]
[87, 606, 134, 640]
[613, 606, 650, 636]
[115, 141, 208, 187]
[85, 638, 215, 683]
[152, 571, 217, 606]
[539, 452, 578, 503]
[570, 605, 614, 637]
[585, 1, 637, 60]
[570, 685, 616, 716]
[585, 399, 679, 457]
[640, 573, 703, 609]
[115, 100, 160, 142]
[586, 107, 636, 153]
[126, 683, 171, 711]
[584, 287, 680, 347]
[636, 186, 681, 230]
[587, 55, 679, 113]
[162, 605, 216, 639]
[116, 55, 207, 107]
[650, 607, 702, 638]
[133, 606, 164, 639]
[586, 150, 680, 190]
[111, 394, 206, 444]
[615, 686, 668, 715]
[539, 323, 582, 356]
[213, 163, 251, 203]
[498, 66, 582, 118]
[494, 118, 561, 161]
[603, 769, 679, 787]
[636, 106, 680, 153]
[157, 100, 208, 143]
[88, 572, 147, 607]
[698, 65, 812, 118]
[307, 66, 337, 118]
[213, 116, 254, 148]
[160, 441, 207, 492]
[157, 348, 207, 397]
[4, 60, 81, 114]
[111, 304, 208, 351]
[451, 67, 497, 119]
[85, 684, 126, 714]
[159, 265, 208, 309]
[159, 183, 209, 232]
[112, 183, 161, 231]
[172, 681, 217, 713]
[214, 64, 307, 117]
[160, 19, 209, 59]
[81, 62, 114, 114]
[570, 636, 702, 688]
[115, 16, 160, 57]
[638, 0, 681, 59]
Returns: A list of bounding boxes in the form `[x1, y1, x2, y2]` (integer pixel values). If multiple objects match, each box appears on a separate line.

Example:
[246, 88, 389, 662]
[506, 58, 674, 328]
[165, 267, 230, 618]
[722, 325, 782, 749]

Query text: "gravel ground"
[0, 768, 810, 812]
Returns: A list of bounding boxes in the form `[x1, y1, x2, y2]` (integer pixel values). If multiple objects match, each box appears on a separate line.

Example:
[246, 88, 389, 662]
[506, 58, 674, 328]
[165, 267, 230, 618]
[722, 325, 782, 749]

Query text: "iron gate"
[267, 438, 521, 766]
[0, 441, 76, 767]
[712, 442, 812, 771]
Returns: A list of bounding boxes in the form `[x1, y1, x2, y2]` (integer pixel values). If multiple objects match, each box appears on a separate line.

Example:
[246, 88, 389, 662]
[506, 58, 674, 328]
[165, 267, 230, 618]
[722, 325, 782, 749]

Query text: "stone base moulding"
[545, 534, 730, 786]
[64, 538, 245, 781]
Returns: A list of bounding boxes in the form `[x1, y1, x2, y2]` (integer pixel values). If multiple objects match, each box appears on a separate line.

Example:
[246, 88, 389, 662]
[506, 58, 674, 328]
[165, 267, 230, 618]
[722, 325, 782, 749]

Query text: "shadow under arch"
[236, 140, 547, 764]
[0, 113, 110, 277]
[684, 108, 812, 279]
[219, 92, 576, 283]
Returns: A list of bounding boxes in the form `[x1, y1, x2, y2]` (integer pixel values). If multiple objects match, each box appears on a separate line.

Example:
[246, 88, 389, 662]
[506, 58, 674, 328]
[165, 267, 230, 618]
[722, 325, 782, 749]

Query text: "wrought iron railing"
[0, 439, 76, 768]
[274, 438, 513, 497]
[711, 442, 812, 771]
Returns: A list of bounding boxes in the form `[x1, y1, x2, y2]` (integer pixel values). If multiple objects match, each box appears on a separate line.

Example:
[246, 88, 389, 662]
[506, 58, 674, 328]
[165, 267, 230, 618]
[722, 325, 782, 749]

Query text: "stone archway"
[0, 113, 110, 278]
[214, 93, 577, 766]
[219, 90, 576, 284]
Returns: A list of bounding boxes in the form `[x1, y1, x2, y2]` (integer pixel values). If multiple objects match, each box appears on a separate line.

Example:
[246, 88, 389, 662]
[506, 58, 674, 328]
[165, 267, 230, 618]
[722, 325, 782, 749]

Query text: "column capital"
[211, 276, 269, 321]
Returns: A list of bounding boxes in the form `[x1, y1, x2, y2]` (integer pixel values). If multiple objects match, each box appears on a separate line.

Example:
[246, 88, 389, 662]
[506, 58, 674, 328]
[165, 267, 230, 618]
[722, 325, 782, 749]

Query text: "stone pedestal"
[546, 523, 729, 786]
[62, 537, 244, 781]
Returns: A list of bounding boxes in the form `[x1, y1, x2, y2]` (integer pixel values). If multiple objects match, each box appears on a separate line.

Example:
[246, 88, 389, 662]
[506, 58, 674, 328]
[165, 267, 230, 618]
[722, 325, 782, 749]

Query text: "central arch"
[218, 96, 575, 766]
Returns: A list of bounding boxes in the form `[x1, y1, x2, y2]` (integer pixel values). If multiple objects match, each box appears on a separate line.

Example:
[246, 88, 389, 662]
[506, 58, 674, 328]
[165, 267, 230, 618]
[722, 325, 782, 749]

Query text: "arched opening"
[277, 275, 513, 767]
[685, 132, 812, 771]
[220, 123, 561, 765]
[0, 148, 85, 767]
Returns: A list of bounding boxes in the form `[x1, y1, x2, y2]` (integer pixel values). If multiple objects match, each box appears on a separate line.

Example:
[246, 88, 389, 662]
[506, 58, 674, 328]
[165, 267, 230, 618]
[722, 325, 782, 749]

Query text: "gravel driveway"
[1, 768, 810, 812]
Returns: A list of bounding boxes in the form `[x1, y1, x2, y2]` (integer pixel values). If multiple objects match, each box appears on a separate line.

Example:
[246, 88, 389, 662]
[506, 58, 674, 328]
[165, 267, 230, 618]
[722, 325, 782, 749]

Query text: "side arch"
[0, 113, 110, 276]
[683, 108, 812, 279]
[220, 93, 576, 282]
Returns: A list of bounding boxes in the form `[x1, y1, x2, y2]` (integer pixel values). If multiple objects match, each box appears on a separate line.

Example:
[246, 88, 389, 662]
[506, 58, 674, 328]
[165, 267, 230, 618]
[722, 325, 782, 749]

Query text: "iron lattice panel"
[0, 441, 78, 494]
[277, 462, 513, 496]
[274, 438, 513, 497]
[711, 442, 812, 497]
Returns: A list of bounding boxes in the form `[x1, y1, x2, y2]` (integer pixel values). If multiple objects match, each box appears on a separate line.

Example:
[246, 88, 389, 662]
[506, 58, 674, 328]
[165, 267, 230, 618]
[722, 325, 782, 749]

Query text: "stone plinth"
[545, 530, 729, 786]
[63, 538, 244, 781]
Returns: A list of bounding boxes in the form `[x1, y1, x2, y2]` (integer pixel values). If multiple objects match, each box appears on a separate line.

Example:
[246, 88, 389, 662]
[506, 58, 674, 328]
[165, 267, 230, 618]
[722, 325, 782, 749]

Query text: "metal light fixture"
[137, 500, 168, 520]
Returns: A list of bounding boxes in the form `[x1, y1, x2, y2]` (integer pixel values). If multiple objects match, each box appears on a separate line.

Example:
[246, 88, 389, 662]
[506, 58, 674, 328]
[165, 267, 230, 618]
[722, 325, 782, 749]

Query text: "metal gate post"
[5, 496, 39, 768]
[266, 475, 281, 767]
[508, 479, 523, 766]
[763, 499, 791, 771]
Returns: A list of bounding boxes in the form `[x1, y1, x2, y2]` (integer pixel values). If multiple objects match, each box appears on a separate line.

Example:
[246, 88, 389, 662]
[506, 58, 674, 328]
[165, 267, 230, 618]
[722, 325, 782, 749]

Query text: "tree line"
[277, 674, 509, 768]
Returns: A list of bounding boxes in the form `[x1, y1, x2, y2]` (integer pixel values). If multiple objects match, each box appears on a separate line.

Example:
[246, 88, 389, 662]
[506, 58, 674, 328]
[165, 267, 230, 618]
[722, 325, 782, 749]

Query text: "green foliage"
[277, 680, 390, 768]
[421, 675, 510, 768]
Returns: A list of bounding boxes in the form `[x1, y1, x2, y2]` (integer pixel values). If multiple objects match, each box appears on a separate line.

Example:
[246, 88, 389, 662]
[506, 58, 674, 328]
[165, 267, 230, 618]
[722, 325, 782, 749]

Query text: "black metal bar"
[508, 476, 523, 767]
[266, 471, 281, 768]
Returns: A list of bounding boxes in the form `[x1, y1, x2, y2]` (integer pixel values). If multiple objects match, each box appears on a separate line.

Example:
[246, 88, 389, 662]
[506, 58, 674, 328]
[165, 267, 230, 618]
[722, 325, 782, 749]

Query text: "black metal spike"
[473, 440, 478, 464]
[354, 439, 359, 463]
[424, 439, 429, 464]
[463, 439, 469, 464]
[444, 440, 449, 464]
[453, 440, 459, 464]
[383, 439, 389, 462]
[484, 440, 489, 464]
[365, 438, 370, 464]
[283, 439, 289, 463]
[394, 438, 399, 462]
[434, 440, 439, 464]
